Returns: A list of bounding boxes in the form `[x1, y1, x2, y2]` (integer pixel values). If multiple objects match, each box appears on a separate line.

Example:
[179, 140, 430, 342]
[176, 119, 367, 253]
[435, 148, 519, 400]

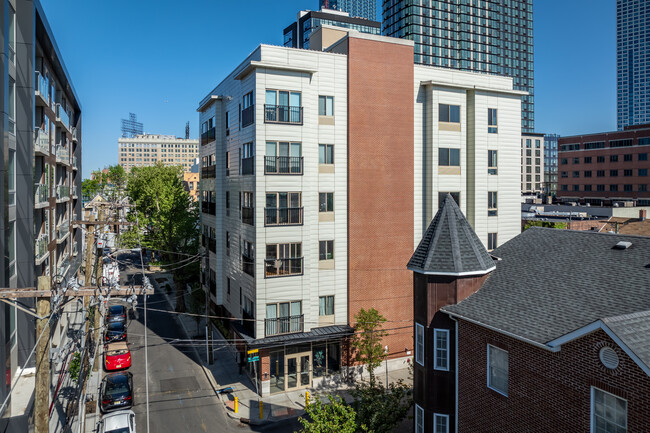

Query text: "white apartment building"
[118, 134, 199, 172]
[198, 30, 523, 396]
[521, 132, 546, 197]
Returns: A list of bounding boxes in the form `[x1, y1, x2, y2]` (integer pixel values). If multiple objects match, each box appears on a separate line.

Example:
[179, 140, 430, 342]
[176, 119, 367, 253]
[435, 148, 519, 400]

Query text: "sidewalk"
[152, 271, 412, 426]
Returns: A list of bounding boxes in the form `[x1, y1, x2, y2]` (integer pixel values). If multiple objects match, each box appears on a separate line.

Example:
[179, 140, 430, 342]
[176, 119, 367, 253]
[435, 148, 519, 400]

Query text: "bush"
[69, 352, 81, 382]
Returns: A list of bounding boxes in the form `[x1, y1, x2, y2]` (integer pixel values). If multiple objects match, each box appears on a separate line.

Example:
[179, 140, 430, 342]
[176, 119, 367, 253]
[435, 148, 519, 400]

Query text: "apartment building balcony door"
[286, 352, 311, 390]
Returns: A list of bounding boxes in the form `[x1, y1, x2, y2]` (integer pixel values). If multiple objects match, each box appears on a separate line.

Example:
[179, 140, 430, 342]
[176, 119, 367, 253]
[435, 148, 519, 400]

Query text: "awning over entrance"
[233, 323, 354, 349]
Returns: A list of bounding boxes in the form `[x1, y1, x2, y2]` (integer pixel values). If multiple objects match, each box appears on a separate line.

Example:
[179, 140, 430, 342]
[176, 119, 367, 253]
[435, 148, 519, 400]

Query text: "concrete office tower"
[617, 0, 650, 130]
[383, 0, 534, 133]
[1, 0, 83, 429]
[283, 8, 380, 49]
[198, 28, 522, 396]
[118, 134, 199, 172]
[319, 0, 377, 20]
[521, 132, 545, 197]
[544, 133, 559, 198]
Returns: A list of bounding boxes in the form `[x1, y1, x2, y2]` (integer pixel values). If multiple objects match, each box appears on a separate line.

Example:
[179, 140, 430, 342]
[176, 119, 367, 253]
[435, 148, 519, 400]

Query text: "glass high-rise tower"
[320, 0, 377, 21]
[383, 0, 534, 133]
[617, 0, 650, 130]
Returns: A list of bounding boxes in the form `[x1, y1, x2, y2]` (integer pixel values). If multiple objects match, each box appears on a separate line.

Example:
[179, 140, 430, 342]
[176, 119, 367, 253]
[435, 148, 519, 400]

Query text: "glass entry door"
[285, 352, 311, 390]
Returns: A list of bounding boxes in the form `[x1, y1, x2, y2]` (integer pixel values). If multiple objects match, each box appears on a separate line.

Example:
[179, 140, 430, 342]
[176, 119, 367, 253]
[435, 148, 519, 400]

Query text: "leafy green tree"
[123, 163, 199, 311]
[350, 380, 412, 433]
[523, 220, 567, 230]
[298, 395, 365, 433]
[352, 308, 388, 386]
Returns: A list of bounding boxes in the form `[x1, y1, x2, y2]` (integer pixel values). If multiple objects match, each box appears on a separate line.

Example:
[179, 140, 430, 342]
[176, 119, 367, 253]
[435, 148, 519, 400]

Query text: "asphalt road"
[114, 251, 301, 433]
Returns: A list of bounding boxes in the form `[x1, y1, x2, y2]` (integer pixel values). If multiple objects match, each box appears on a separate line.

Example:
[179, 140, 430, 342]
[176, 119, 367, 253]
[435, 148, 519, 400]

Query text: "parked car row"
[99, 303, 136, 433]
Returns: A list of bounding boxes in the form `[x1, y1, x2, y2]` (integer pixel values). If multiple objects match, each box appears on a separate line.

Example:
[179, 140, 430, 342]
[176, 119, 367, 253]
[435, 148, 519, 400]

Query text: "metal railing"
[265, 314, 304, 336]
[201, 165, 216, 178]
[73, 242, 78, 257]
[241, 207, 254, 226]
[57, 254, 70, 278]
[56, 104, 70, 130]
[72, 127, 79, 142]
[35, 234, 49, 262]
[200, 127, 216, 145]
[264, 257, 303, 278]
[72, 185, 78, 197]
[241, 156, 254, 175]
[34, 127, 49, 154]
[264, 207, 303, 226]
[264, 105, 303, 124]
[264, 156, 303, 175]
[56, 185, 70, 200]
[241, 105, 254, 128]
[34, 183, 48, 206]
[57, 220, 69, 239]
[72, 155, 78, 169]
[55, 145, 69, 164]
[35, 71, 49, 102]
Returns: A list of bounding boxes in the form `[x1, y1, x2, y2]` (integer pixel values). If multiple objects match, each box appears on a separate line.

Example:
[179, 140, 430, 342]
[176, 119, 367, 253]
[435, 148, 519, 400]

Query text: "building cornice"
[234, 61, 318, 81]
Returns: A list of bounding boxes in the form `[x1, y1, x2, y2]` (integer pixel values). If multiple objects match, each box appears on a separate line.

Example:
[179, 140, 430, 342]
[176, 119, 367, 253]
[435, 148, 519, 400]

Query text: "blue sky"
[39, 0, 616, 178]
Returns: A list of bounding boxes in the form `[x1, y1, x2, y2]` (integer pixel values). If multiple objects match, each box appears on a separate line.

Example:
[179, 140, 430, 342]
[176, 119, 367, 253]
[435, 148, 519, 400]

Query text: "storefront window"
[312, 344, 326, 378]
[269, 350, 285, 394]
[327, 342, 340, 374]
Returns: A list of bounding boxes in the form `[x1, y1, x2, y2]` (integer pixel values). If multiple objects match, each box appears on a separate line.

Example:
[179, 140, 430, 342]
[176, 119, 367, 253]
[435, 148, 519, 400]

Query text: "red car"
[104, 342, 131, 371]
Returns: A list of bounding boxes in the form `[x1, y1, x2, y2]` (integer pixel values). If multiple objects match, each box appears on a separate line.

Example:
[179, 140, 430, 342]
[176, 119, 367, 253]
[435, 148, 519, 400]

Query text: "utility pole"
[34, 276, 51, 433]
[84, 213, 95, 286]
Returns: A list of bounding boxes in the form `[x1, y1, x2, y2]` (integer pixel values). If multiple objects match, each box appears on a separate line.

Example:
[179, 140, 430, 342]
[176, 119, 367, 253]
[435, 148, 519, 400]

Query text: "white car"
[100, 410, 136, 433]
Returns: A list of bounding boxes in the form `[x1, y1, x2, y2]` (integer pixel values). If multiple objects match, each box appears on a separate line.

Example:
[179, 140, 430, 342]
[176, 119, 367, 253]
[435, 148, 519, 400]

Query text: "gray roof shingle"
[442, 227, 650, 345]
[408, 194, 495, 275]
[604, 311, 650, 369]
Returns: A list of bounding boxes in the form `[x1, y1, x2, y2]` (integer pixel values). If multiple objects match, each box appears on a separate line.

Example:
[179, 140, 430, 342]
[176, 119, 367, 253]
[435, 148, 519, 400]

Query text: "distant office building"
[557, 124, 650, 205]
[544, 133, 559, 197]
[319, 0, 377, 20]
[617, 0, 650, 130]
[283, 9, 380, 49]
[118, 134, 199, 172]
[521, 133, 544, 195]
[383, 0, 534, 133]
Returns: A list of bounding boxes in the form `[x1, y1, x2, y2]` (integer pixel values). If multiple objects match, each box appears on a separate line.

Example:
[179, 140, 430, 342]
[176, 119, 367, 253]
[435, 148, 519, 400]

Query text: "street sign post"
[247, 356, 259, 363]
[247, 349, 258, 355]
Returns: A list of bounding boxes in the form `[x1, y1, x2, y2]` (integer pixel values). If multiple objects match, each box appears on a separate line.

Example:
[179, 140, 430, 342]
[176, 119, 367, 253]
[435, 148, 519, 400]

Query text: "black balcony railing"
[264, 257, 303, 278]
[264, 105, 303, 124]
[201, 165, 216, 178]
[202, 201, 216, 215]
[241, 105, 254, 128]
[265, 207, 303, 226]
[242, 256, 255, 277]
[264, 156, 303, 175]
[209, 238, 216, 253]
[265, 314, 304, 336]
[242, 207, 254, 226]
[241, 156, 254, 175]
[200, 127, 216, 145]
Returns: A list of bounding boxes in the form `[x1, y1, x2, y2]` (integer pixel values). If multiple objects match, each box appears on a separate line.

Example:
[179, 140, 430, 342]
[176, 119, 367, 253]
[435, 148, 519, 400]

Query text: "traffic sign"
[247, 349, 258, 355]
[247, 356, 259, 363]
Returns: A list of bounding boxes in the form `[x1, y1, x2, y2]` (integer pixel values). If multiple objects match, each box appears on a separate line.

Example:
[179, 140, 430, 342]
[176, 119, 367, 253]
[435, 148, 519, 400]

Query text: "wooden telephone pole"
[34, 277, 50, 433]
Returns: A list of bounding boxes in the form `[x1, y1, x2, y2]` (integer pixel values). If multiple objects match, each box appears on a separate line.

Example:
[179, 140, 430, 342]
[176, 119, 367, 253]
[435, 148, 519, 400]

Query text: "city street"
[115, 251, 301, 433]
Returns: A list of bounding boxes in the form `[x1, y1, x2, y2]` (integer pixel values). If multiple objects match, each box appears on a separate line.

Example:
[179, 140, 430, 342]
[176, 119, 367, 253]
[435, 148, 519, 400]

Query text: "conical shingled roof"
[407, 194, 495, 275]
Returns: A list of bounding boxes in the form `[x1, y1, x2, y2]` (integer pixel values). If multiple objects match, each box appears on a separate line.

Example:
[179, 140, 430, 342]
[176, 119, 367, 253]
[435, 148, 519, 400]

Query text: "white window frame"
[415, 323, 424, 366]
[433, 413, 449, 433]
[487, 344, 508, 396]
[433, 329, 449, 371]
[591, 387, 627, 433]
[415, 404, 424, 433]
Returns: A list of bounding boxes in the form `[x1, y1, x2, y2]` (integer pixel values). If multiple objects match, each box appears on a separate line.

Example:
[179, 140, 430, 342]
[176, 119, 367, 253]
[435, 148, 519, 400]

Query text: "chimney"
[640, 210, 646, 221]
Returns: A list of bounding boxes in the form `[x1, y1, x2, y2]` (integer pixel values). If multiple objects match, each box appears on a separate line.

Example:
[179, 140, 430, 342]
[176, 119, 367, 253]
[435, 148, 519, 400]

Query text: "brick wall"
[347, 36, 415, 360]
[457, 320, 650, 432]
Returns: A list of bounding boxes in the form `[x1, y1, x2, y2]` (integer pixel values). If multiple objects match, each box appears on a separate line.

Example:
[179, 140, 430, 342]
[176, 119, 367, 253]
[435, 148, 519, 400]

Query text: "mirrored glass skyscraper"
[320, 0, 377, 21]
[383, 0, 534, 133]
[617, 0, 650, 130]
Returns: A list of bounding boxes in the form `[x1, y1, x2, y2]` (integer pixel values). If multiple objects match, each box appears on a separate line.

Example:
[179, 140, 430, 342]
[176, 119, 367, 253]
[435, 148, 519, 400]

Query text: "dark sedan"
[100, 371, 133, 413]
[104, 322, 127, 343]
[107, 305, 127, 324]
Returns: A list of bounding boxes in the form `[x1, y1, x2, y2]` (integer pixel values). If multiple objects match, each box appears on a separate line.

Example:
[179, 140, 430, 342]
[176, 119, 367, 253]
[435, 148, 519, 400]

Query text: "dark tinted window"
[108, 322, 125, 331]
[109, 306, 125, 315]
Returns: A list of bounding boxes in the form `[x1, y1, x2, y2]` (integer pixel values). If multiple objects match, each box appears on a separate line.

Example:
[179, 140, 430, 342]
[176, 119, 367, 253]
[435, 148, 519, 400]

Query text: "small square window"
[319, 144, 334, 164]
[318, 96, 334, 116]
[319, 295, 334, 316]
[439, 103, 461, 123]
[439, 148, 460, 166]
[319, 240, 334, 260]
[319, 193, 334, 212]
[433, 414, 449, 433]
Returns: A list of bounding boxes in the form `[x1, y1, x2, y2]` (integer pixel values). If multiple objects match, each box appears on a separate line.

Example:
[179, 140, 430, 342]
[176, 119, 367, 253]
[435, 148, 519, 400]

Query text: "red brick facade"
[346, 37, 415, 360]
[457, 320, 650, 432]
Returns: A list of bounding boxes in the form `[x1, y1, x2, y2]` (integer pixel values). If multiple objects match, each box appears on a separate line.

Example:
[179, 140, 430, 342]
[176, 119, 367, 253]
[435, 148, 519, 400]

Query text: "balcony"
[208, 238, 216, 253]
[72, 185, 78, 199]
[72, 242, 78, 257]
[242, 207, 254, 226]
[34, 183, 48, 208]
[34, 234, 49, 265]
[265, 207, 303, 226]
[241, 157, 254, 175]
[72, 155, 78, 171]
[264, 105, 303, 125]
[56, 185, 70, 202]
[72, 127, 79, 142]
[56, 220, 70, 242]
[55, 145, 70, 165]
[264, 314, 304, 337]
[241, 105, 254, 128]
[264, 257, 303, 278]
[200, 127, 216, 146]
[57, 253, 70, 278]
[56, 104, 71, 132]
[201, 201, 216, 215]
[35, 71, 49, 106]
[242, 256, 255, 277]
[264, 156, 303, 175]
[34, 128, 49, 155]
[201, 165, 216, 179]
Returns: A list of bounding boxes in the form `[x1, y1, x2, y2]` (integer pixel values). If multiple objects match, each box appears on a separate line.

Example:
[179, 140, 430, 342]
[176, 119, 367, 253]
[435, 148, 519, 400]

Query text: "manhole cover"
[159, 376, 200, 392]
